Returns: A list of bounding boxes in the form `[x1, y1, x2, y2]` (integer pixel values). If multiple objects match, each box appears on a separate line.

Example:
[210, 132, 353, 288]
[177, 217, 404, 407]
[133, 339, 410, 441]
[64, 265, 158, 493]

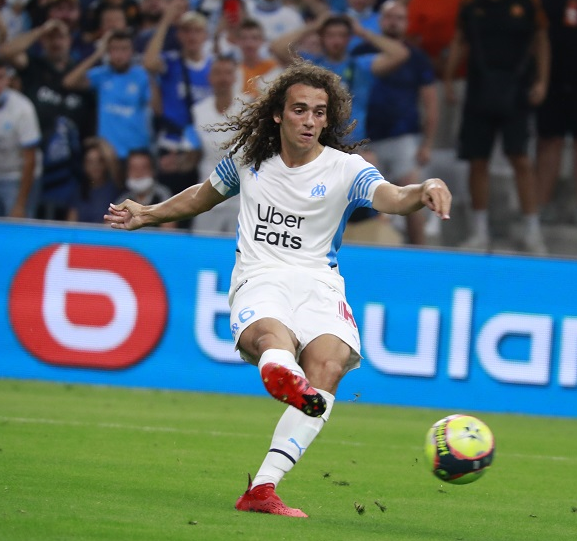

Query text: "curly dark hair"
[209, 60, 362, 170]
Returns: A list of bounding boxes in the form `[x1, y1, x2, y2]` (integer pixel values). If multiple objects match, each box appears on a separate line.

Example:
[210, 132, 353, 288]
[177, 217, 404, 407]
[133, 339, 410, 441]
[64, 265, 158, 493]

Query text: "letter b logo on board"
[9, 244, 167, 369]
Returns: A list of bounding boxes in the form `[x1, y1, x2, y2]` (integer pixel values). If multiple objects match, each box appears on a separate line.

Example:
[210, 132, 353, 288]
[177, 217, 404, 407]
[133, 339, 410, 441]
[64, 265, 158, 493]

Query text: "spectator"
[83, 0, 140, 37]
[143, 6, 213, 210]
[1, 0, 32, 41]
[346, 0, 381, 50]
[115, 148, 175, 229]
[134, 0, 181, 56]
[63, 29, 152, 172]
[138, 0, 163, 34]
[0, 19, 95, 220]
[406, 0, 469, 241]
[245, 0, 305, 45]
[360, 0, 437, 245]
[445, 0, 550, 254]
[98, 5, 128, 34]
[67, 137, 120, 223]
[271, 13, 409, 143]
[196, 0, 244, 38]
[235, 18, 282, 100]
[0, 60, 41, 218]
[143, 6, 213, 138]
[43, 0, 94, 61]
[189, 54, 243, 235]
[535, 0, 577, 223]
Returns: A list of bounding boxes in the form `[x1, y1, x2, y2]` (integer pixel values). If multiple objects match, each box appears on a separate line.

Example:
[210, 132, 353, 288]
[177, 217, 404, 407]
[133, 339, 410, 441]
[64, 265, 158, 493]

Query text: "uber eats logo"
[254, 204, 304, 249]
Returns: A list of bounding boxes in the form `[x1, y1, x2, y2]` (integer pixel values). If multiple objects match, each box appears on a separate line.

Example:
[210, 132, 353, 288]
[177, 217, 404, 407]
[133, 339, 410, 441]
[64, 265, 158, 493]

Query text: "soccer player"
[104, 61, 452, 518]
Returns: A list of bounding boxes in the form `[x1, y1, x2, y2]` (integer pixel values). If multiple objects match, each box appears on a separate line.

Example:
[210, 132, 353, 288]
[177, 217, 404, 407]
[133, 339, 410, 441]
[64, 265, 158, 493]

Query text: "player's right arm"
[104, 180, 227, 230]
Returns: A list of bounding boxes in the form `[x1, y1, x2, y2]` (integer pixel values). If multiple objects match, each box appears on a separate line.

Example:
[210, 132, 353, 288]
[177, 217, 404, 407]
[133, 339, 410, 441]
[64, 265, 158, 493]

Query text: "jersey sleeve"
[209, 153, 241, 197]
[345, 154, 389, 208]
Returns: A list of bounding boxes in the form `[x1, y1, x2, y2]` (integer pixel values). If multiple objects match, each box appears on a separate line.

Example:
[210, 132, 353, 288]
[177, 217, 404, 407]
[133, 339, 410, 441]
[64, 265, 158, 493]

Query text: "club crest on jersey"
[309, 183, 326, 198]
[338, 301, 357, 328]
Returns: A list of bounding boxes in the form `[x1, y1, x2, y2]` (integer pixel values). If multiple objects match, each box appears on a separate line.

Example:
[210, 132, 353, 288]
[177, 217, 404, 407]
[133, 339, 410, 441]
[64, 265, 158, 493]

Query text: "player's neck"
[279, 144, 324, 168]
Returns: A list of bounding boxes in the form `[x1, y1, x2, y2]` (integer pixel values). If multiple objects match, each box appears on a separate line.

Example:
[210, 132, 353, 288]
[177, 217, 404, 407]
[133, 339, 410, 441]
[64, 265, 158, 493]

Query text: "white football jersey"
[209, 146, 388, 288]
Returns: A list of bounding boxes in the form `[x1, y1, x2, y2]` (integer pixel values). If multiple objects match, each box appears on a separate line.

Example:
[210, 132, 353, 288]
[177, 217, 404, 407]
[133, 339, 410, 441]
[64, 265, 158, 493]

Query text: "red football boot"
[260, 363, 326, 418]
[235, 475, 308, 518]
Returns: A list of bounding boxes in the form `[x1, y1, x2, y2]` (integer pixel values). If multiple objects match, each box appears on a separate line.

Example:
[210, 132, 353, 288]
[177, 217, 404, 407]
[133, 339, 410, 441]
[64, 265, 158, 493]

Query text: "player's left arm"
[372, 179, 452, 219]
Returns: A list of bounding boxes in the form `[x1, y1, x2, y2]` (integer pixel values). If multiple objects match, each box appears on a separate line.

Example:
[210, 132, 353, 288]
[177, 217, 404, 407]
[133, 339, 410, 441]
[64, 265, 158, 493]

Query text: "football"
[424, 414, 495, 485]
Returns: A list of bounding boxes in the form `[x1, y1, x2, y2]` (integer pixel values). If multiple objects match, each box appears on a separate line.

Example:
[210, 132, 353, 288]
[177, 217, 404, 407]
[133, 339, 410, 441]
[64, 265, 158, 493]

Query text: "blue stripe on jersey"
[326, 198, 373, 267]
[215, 156, 241, 194]
[348, 166, 383, 202]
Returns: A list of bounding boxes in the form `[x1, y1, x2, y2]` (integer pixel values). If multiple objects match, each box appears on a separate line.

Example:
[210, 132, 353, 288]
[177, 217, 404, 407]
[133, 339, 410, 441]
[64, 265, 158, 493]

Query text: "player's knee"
[307, 358, 346, 391]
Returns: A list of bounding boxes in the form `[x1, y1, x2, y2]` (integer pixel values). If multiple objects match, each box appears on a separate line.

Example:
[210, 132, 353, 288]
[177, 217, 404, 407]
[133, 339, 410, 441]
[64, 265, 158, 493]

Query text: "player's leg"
[235, 275, 358, 517]
[252, 334, 350, 482]
[236, 335, 350, 517]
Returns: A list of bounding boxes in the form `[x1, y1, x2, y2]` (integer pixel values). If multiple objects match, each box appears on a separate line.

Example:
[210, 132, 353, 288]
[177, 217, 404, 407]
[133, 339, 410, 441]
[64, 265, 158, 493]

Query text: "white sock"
[523, 213, 541, 237]
[252, 389, 335, 488]
[472, 210, 489, 238]
[258, 348, 305, 378]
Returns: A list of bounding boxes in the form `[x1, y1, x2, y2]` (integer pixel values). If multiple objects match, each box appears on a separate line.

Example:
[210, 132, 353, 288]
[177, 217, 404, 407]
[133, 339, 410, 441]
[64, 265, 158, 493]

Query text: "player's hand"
[104, 200, 146, 230]
[421, 178, 451, 220]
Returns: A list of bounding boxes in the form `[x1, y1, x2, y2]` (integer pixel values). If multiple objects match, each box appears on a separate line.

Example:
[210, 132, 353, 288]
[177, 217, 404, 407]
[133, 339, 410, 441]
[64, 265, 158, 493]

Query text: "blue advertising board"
[1, 221, 575, 417]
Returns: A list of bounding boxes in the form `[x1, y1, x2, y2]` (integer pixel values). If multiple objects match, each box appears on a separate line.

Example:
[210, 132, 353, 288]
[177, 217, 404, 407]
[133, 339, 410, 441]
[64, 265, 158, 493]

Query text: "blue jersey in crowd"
[365, 45, 435, 141]
[158, 52, 213, 130]
[87, 64, 151, 158]
[301, 52, 376, 142]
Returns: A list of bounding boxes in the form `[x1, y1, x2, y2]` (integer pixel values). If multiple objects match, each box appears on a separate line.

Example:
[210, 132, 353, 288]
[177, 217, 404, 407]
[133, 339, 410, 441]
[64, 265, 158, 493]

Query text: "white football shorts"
[229, 268, 361, 371]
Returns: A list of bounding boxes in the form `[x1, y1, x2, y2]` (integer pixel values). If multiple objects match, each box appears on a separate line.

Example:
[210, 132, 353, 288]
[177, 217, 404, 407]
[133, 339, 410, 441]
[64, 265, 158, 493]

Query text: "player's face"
[380, 2, 408, 39]
[274, 84, 329, 161]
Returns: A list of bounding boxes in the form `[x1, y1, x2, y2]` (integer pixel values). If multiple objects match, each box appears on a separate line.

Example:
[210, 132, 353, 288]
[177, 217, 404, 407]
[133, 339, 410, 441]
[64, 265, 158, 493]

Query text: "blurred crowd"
[0, 0, 575, 255]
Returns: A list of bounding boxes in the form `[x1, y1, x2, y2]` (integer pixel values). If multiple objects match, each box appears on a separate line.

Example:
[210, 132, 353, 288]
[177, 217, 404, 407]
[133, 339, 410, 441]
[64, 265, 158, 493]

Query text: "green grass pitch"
[1, 379, 575, 541]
